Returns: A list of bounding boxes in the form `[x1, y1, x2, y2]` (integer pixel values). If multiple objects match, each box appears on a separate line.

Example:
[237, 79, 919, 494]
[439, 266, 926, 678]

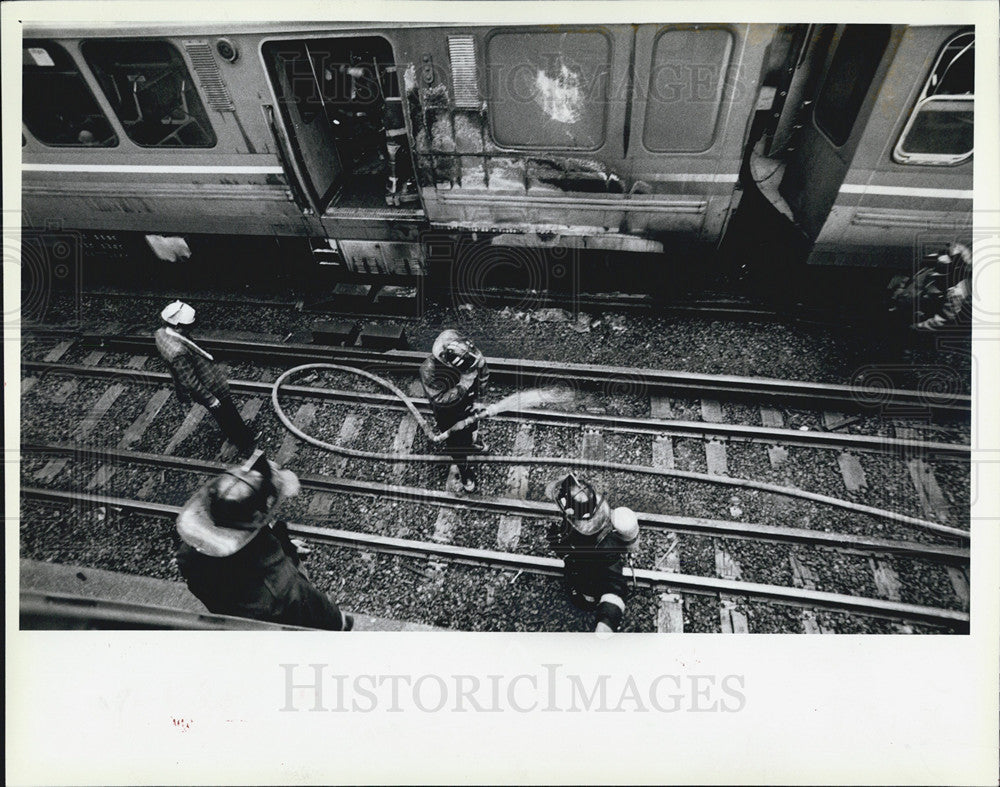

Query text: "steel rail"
[20, 360, 970, 459]
[17, 359, 969, 537]
[80, 332, 971, 416]
[20, 590, 310, 630]
[21, 486, 969, 630]
[22, 441, 969, 563]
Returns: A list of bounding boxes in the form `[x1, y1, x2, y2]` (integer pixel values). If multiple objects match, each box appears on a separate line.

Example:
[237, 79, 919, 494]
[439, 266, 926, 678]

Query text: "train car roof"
[20, 20, 457, 37]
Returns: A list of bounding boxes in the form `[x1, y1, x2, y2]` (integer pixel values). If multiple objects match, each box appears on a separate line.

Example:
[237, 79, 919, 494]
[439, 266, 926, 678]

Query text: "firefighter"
[419, 329, 490, 493]
[913, 242, 972, 331]
[174, 451, 352, 630]
[154, 300, 255, 452]
[545, 473, 640, 633]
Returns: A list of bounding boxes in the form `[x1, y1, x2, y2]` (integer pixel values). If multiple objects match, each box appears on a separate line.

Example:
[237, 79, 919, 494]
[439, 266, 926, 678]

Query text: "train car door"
[261, 36, 425, 228]
[621, 24, 771, 243]
[776, 24, 900, 241]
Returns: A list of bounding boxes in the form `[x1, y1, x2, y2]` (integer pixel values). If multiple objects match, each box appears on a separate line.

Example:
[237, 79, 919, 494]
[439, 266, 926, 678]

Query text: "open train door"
[775, 25, 899, 245]
[262, 39, 346, 220]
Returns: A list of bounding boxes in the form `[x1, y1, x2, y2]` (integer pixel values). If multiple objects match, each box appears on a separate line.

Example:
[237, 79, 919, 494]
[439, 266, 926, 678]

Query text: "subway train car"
[20, 22, 974, 275]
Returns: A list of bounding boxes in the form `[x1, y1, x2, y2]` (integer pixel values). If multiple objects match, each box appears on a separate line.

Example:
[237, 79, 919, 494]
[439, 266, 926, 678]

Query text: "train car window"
[894, 32, 974, 165]
[642, 28, 734, 153]
[814, 25, 890, 146]
[22, 40, 117, 147]
[81, 39, 216, 147]
[487, 31, 609, 150]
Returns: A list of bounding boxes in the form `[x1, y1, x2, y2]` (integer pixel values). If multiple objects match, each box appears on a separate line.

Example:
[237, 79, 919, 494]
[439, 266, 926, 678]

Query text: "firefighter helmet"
[431, 329, 483, 372]
[208, 468, 273, 528]
[161, 300, 196, 326]
[546, 473, 611, 536]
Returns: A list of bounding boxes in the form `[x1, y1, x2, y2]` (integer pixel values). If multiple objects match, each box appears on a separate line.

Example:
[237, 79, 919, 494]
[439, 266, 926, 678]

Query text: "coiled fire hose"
[271, 363, 968, 541]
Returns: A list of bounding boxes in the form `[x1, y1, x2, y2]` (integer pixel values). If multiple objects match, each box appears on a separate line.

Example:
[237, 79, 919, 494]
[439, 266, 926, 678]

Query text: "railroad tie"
[42, 340, 74, 363]
[705, 439, 728, 476]
[906, 459, 951, 523]
[126, 355, 148, 370]
[788, 553, 834, 634]
[946, 567, 970, 612]
[215, 398, 265, 463]
[706, 434, 747, 632]
[497, 423, 534, 551]
[73, 385, 125, 442]
[22, 377, 38, 396]
[163, 406, 207, 456]
[390, 415, 419, 479]
[426, 456, 462, 540]
[822, 411, 850, 431]
[837, 452, 867, 492]
[759, 406, 788, 467]
[650, 395, 675, 470]
[88, 388, 172, 490]
[894, 427, 951, 523]
[308, 414, 365, 520]
[650, 395, 675, 419]
[715, 546, 749, 633]
[869, 558, 914, 634]
[650, 404, 683, 632]
[655, 532, 684, 633]
[82, 350, 106, 366]
[431, 506, 459, 544]
[700, 399, 724, 423]
[275, 404, 317, 467]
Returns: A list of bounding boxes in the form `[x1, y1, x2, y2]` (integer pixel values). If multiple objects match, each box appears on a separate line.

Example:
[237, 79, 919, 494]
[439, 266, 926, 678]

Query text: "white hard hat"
[611, 507, 639, 543]
[161, 300, 196, 326]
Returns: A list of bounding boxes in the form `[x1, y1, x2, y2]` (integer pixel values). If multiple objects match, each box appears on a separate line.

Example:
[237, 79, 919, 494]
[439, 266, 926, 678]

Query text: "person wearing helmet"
[545, 473, 640, 633]
[419, 329, 490, 493]
[913, 242, 973, 331]
[154, 300, 255, 453]
[888, 242, 971, 329]
[174, 451, 352, 630]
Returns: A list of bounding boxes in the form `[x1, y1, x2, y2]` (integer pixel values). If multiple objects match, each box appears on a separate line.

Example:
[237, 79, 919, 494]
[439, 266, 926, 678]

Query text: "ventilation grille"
[183, 41, 235, 112]
[448, 36, 480, 108]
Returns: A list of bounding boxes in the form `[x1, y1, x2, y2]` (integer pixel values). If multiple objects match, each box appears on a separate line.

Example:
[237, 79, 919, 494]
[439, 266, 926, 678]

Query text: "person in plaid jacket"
[154, 300, 255, 452]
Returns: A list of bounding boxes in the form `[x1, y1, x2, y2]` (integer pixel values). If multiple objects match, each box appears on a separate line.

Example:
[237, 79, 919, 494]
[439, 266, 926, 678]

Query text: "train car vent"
[183, 41, 236, 112]
[448, 36, 480, 108]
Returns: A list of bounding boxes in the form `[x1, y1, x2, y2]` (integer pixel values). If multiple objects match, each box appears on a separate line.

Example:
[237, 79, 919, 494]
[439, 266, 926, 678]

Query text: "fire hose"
[271, 363, 968, 540]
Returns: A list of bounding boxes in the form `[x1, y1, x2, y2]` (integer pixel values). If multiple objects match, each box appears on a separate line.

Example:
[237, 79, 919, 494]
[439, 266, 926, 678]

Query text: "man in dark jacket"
[546, 473, 640, 633]
[419, 329, 490, 492]
[174, 451, 352, 630]
[154, 300, 255, 452]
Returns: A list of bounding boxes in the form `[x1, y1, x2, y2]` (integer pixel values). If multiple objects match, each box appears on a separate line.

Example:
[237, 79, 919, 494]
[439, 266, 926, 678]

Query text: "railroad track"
[25, 326, 972, 417]
[20, 331, 971, 632]
[21, 480, 969, 631]
[77, 285, 842, 324]
[20, 358, 970, 460]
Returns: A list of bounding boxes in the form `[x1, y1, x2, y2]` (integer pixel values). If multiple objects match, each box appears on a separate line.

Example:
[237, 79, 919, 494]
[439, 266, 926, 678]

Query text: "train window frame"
[641, 26, 735, 154]
[892, 31, 974, 166]
[485, 28, 612, 152]
[22, 39, 118, 148]
[81, 38, 217, 149]
[814, 24, 891, 148]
